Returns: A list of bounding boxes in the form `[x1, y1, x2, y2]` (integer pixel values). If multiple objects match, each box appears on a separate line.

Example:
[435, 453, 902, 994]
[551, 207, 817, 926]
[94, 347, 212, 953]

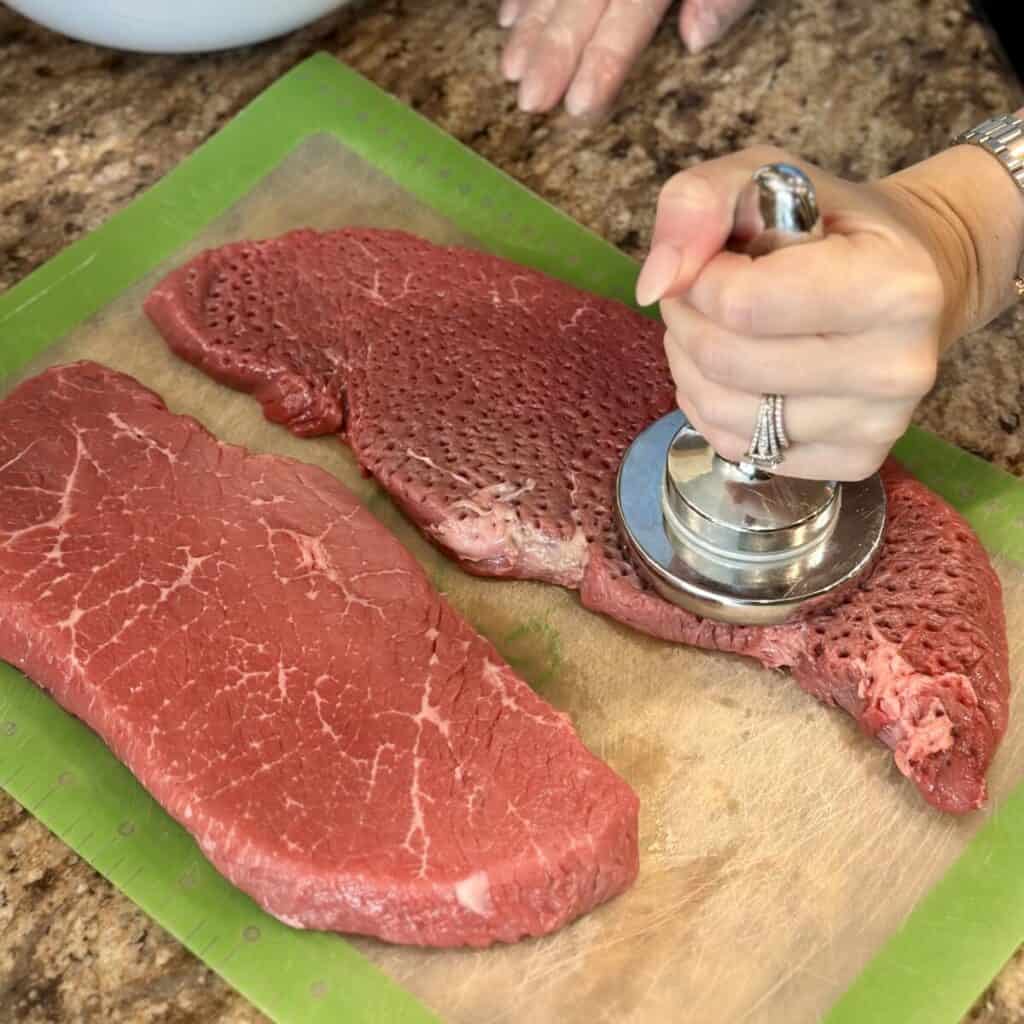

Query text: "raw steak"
[145, 228, 1010, 814]
[0, 361, 639, 947]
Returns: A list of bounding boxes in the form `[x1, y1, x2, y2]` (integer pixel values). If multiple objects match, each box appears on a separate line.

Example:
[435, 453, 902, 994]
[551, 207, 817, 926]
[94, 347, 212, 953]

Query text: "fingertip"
[568, 42, 630, 123]
[502, 42, 527, 82]
[681, 26, 709, 54]
[518, 77, 543, 113]
[564, 76, 594, 118]
[518, 70, 562, 113]
[498, 0, 520, 28]
[503, 58, 524, 83]
[710, 432, 750, 465]
[678, 0, 720, 53]
[677, 3, 703, 53]
[635, 243, 681, 307]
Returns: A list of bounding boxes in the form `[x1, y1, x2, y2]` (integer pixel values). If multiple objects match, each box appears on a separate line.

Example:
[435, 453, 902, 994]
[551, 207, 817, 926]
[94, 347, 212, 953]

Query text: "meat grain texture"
[145, 227, 1011, 815]
[0, 361, 639, 947]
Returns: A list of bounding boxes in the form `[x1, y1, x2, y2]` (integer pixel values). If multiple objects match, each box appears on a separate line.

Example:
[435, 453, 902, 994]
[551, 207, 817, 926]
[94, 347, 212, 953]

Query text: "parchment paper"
[9, 134, 1024, 1024]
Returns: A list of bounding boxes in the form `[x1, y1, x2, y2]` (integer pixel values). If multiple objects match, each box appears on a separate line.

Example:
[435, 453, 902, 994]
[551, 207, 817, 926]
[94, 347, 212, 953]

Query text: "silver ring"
[743, 394, 790, 470]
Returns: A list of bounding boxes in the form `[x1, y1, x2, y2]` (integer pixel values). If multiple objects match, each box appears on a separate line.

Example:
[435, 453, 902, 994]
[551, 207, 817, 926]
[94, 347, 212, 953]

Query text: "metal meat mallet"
[616, 163, 887, 626]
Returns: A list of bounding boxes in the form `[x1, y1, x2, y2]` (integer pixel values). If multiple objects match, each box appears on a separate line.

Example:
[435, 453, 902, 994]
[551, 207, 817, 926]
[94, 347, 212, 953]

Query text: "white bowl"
[8, 0, 353, 53]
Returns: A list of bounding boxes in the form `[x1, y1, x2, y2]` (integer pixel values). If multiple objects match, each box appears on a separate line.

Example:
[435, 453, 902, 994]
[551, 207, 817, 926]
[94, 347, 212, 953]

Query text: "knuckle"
[581, 40, 628, 73]
[855, 420, 882, 447]
[514, 14, 548, 38]
[659, 169, 719, 216]
[675, 387, 699, 425]
[860, 413, 906, 447]
[540, 23, 575, 55]
[676, 389, 733, 451]
[860, 420, 894, 447]
[681, 383, 710, 422]
[904, 267, 944, 317]
[897, 354, 938, 398]
[745, 144, 792, 168]
[847, 449, 886, 481]
[519, 3, 552, 29]
[910, 354, 938, 396]
[712, 433, 747, 463]
[872, 351, 937, 400]
[693, 391, 724, 429]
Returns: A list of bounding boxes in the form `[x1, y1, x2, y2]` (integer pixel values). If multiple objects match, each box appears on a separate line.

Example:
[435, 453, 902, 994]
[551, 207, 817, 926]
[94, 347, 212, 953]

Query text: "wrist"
[879, 144, 1024, 349]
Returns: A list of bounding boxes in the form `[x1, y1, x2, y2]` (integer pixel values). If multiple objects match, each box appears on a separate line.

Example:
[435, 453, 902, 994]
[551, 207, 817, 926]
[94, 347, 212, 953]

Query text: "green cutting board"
[2, 53, 1024, 1024]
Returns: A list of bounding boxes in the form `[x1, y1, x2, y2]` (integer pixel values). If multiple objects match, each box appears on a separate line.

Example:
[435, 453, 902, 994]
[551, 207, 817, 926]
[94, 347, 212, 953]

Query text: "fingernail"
[518, 75, 544, 113]
[498, 0, 520, 28]
[683, 26, 708, 53]
[685, 10, 720, 53]
[679, 3, 720, 53]
[504, 45, 527, 82]
[564, 77, 594, 117]
[635, 243, 681, 306]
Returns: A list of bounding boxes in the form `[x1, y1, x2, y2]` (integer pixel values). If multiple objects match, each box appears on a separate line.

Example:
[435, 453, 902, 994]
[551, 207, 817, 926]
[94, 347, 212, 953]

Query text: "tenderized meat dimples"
[145, 227, 1010, 815]
[0, 361, 639, 947]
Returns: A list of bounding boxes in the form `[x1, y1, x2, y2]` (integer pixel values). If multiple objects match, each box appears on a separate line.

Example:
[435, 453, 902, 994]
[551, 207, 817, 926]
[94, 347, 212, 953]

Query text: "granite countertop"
[0, 0, 1022, 1020]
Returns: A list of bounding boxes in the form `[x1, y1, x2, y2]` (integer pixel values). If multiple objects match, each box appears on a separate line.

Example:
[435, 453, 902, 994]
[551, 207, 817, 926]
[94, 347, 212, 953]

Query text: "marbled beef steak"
[0, 361, 639, 947]
[145, 227, 1010, 814]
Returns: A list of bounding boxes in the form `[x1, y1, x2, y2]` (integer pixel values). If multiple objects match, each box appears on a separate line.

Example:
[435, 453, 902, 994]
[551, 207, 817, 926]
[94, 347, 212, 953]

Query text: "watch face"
[970, 0, 1024, 87]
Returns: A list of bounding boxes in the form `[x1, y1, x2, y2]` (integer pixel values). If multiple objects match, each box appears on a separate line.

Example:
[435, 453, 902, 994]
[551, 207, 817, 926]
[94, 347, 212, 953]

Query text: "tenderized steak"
[144, 228, 1010, 814]
[0, 361, 639, 947]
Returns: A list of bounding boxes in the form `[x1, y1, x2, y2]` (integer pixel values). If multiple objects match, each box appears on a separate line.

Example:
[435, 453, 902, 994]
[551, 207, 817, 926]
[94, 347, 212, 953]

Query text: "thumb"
[635, 147, 787, 307]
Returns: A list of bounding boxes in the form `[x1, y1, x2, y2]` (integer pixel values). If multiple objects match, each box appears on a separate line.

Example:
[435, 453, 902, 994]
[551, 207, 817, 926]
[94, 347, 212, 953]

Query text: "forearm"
[881, 111, 1024, 350]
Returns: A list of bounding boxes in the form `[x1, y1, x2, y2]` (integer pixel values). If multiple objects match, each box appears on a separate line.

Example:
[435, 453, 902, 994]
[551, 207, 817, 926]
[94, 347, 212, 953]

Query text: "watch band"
[955, 113, 1024, 296]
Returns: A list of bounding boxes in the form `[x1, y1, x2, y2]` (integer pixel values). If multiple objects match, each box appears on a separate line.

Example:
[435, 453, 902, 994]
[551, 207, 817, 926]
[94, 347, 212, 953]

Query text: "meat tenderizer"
[616, 164, 887, 626]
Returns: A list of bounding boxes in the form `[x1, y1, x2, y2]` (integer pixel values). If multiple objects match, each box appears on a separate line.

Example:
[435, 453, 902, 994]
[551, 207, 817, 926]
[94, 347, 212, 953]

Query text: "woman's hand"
[633, 146, 964, 482]
[498, 0, 758, 116]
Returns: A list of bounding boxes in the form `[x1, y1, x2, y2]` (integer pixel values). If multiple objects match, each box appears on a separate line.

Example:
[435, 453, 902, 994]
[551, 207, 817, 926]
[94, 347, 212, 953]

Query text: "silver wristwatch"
[955, 113, 1024, 295]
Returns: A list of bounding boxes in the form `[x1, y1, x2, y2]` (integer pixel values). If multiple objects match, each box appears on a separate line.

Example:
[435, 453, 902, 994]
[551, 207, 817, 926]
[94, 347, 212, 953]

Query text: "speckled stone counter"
[0, 1, 1022, 1020]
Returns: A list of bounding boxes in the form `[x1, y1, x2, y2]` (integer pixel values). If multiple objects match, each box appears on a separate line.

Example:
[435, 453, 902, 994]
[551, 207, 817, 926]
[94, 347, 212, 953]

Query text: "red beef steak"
[145, 228, 1010, 814]
[0, 361, 639, 947]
